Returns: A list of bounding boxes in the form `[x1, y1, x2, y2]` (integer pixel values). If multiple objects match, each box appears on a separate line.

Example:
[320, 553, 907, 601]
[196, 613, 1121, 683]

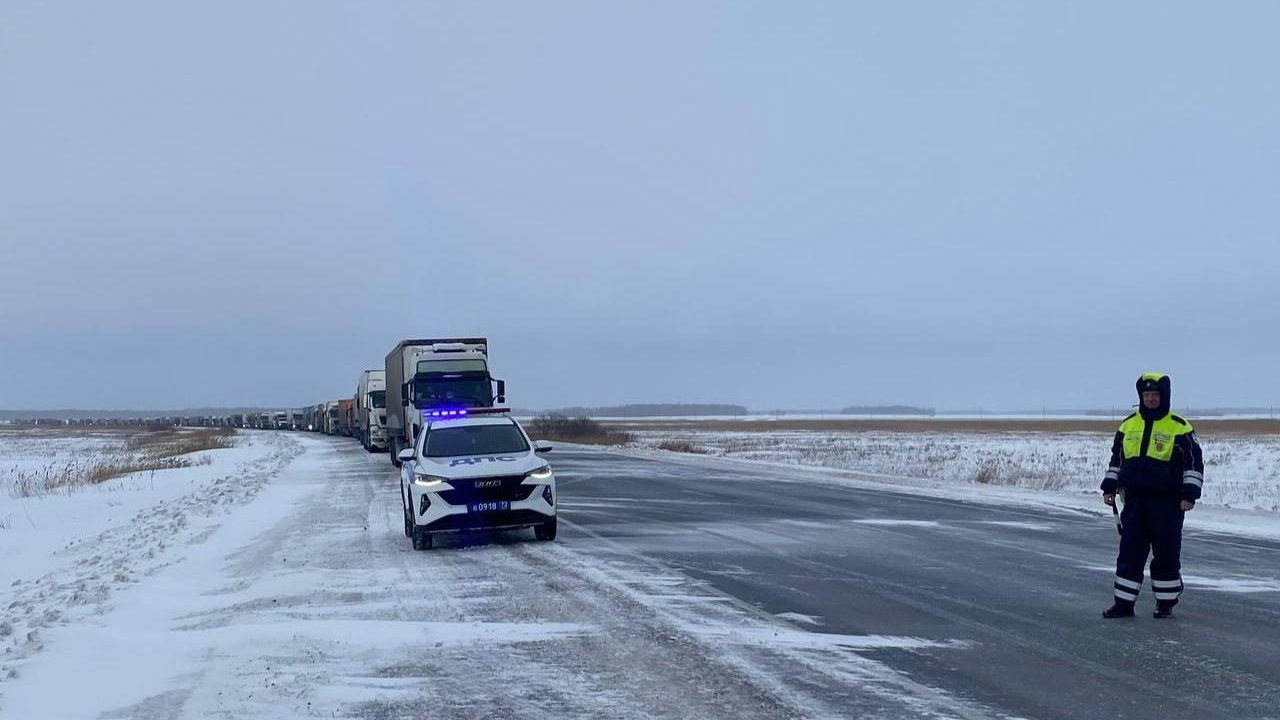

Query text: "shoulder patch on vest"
[1170, 414, 1187, 425]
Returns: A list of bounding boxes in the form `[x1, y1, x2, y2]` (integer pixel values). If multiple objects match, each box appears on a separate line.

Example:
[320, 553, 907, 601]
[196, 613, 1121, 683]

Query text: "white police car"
[398, 409, 556, 550]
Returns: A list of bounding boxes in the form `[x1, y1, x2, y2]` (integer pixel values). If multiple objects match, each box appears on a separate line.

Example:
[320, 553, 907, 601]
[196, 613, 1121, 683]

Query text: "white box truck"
[384, 338, 506, 467]
[356, 370, 389, 452]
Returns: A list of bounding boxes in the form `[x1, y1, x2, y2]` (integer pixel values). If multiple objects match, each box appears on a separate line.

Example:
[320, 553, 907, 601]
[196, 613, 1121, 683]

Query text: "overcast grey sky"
[2, 2, 1278, 412]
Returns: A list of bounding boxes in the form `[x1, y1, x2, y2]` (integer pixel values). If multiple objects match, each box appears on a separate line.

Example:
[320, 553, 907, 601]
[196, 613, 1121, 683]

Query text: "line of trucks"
[213, 337, 505, 467]
[182, 338, 555, 551]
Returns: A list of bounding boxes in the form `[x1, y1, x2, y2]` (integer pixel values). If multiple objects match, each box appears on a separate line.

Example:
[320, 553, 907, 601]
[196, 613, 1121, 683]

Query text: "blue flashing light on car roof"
[422, 407, 511, 421]
[423, 408, 469, 419]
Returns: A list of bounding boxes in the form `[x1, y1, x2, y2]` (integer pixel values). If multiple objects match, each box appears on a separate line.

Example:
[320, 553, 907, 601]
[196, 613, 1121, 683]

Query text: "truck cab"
[357, 370, 389, 452]
[385, 338, 506, 467]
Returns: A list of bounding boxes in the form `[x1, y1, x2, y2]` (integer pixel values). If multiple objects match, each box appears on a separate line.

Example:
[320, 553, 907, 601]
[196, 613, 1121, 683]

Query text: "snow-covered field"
[0, 429, 124, 486]
[629, 429, 1280, 512]
[0, 429, 296, 697]
[619, 427, 1280, 545]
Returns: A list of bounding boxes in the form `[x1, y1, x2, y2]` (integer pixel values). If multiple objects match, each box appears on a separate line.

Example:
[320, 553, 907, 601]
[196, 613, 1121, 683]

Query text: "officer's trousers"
[1112, 492, 1185, 606]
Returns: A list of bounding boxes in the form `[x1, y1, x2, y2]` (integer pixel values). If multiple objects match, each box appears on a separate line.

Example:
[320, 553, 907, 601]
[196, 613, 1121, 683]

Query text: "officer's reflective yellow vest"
[1118, 412, 1193, 462]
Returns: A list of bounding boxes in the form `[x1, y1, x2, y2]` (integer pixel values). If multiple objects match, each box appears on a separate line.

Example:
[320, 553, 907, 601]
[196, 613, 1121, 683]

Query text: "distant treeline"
[544, 404, 749, 418]
[840, 405, 936, 416]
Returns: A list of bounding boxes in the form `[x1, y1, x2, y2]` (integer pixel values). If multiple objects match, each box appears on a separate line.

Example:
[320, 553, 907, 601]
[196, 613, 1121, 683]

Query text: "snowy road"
[4, 434, 1280, 719]
[559, 446, 1280, 720]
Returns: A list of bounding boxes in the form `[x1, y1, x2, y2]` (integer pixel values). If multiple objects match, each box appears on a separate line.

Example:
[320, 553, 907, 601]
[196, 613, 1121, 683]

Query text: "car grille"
[438, 475, 535, 505]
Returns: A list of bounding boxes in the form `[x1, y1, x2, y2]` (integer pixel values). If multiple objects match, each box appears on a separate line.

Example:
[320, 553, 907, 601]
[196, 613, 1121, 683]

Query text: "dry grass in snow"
[630, 427, 1280, 511]
[525, 415, 634, 446]
[4, 427, 236, 498]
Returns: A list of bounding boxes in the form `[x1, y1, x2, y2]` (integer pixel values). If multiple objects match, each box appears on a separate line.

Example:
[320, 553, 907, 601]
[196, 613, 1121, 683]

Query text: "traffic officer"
[1101, 373, 1205, 619]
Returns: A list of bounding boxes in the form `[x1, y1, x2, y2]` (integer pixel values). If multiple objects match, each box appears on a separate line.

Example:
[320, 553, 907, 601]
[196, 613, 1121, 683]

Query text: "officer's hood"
[1136, 373, 1172, 421]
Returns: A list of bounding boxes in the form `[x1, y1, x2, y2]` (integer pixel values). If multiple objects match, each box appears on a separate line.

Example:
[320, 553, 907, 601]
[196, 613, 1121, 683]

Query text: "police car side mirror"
[397, 448, 416, 462]
[534, 440, 553, 454]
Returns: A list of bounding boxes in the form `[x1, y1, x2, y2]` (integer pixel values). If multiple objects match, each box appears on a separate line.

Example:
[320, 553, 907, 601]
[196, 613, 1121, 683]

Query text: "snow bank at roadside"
[0, 430, 297, 687]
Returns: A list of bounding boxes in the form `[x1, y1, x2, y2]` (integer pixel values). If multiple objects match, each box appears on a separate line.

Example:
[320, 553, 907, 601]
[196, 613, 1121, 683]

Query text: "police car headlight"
[413, 474, 448, 488]
[525, 464, 552, 480]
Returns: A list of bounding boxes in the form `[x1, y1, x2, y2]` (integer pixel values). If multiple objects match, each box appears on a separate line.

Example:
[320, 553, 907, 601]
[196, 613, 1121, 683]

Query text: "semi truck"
[323, 401, 342, 434]
[356, 370, 388, 452]
[384, 338, 506, 467]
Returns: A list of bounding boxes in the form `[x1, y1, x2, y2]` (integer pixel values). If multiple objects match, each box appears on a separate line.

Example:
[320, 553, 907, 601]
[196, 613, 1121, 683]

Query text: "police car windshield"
[424, 424, 529, 458]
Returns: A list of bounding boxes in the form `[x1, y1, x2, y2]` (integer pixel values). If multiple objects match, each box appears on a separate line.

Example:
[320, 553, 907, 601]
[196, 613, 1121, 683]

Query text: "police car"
[398, 408, 556, 550]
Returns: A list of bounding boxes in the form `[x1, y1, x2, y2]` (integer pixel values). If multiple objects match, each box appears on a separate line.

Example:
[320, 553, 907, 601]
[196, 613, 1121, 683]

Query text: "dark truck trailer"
[384, 337, 505, 467]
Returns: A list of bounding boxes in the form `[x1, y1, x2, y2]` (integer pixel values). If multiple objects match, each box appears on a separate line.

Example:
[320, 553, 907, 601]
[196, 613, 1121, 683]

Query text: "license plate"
[468, 501, 510, 513]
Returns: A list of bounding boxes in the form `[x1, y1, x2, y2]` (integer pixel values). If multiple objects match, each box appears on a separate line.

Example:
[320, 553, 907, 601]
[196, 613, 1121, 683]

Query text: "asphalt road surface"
[553, 446, 1280, 720]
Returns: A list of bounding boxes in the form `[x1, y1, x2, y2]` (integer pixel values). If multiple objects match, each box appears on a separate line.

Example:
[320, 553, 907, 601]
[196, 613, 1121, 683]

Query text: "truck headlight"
[413, 474, 447, 488]
[525, 465, 552, 480]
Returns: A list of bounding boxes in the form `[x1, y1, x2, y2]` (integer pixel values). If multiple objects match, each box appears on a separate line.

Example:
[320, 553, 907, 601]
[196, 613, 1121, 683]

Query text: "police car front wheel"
[411, 526, 433, 550]
[535, 518, 557, 542]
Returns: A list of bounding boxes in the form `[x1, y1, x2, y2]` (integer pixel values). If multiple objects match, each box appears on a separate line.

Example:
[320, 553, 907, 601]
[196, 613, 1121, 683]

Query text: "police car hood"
[418, 450, 544, 479]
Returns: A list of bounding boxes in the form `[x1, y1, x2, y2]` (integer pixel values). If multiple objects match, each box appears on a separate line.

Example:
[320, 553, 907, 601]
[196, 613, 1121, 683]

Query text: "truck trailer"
[337, 398, 355, 437]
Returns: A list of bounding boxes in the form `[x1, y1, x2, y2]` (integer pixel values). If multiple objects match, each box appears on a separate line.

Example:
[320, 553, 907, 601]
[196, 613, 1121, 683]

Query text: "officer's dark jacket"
[1100, 373, 1205, 502]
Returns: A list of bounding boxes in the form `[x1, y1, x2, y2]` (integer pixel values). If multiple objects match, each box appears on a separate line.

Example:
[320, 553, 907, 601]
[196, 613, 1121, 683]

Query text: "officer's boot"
[1153, 601, 1176, 619]
[1102, 600, 1135, 619]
